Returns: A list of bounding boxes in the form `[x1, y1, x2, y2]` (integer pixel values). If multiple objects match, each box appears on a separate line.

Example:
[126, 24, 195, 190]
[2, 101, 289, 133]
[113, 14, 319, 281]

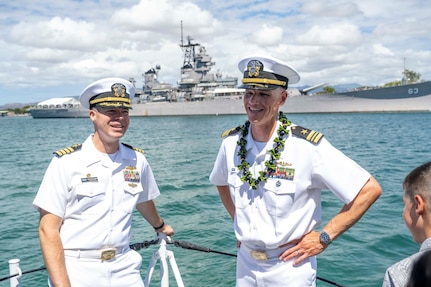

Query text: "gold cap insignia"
[247, 60, 263, 78]
[112, 83, 126, 98]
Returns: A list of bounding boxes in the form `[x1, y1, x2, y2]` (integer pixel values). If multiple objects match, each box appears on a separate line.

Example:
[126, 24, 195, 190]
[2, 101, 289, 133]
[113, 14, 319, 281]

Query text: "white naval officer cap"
[79, 77, 135, 109]
[238, 55, 300, 90]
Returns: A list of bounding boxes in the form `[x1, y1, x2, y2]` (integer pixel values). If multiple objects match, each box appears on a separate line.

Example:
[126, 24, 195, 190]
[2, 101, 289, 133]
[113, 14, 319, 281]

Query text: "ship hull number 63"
[408, 88, 419, 95]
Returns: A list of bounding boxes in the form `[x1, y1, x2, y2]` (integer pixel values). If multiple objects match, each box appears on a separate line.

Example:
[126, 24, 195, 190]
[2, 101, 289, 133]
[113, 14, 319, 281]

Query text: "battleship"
[29, 36, 431, 118]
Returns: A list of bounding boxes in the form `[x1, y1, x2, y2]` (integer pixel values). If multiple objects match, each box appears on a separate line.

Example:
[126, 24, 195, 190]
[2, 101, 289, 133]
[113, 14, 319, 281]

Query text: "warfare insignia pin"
[277, 161, 292, 167]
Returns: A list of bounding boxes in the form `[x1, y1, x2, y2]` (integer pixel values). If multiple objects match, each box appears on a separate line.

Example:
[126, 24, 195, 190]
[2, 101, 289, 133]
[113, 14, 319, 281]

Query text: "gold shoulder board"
[221, 126, 242, 138]
[53, 144, 82, 157]
[122, 143, 145, 154]
[291, 125, 324, 144]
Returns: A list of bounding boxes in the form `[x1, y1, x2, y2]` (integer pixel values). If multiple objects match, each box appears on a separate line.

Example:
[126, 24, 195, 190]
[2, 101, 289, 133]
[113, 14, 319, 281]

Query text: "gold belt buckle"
[250, 250, 268, 261]
[101, 247, 116, 261]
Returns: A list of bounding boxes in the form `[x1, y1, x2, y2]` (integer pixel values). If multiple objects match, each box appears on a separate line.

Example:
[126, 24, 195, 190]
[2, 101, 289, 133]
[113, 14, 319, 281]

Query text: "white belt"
[64, 246, 130, 261]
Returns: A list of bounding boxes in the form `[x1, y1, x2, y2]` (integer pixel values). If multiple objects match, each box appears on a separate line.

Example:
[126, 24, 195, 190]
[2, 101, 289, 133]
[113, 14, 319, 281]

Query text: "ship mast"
[179, 21, 200, 69]
[177, 21, 237, 96]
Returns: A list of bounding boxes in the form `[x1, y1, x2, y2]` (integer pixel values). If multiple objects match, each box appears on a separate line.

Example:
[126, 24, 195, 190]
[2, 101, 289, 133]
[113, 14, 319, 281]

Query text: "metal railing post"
[143, 234, 185, 287]
[8, 259, 22, 287]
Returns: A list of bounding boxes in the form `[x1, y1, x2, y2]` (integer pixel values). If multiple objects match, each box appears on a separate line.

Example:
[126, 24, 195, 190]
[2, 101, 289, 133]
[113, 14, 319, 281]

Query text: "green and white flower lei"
[237, 111, 292, 189]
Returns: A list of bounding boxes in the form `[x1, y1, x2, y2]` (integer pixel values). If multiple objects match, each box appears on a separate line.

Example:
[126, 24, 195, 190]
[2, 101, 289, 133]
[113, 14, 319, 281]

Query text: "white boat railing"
[4, 235, 345, 287]
[5, 234, 184, 287]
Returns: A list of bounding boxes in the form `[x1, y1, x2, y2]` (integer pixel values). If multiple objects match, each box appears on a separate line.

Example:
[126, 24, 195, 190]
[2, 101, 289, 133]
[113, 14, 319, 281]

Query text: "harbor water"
[1, 112, 429, 286]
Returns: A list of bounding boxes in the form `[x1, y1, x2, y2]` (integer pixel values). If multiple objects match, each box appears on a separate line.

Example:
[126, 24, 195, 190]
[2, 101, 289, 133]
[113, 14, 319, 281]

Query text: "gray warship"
[129, 35, 431, 116]
[133, 35, 244, 104]
[29, 36, 431, 118]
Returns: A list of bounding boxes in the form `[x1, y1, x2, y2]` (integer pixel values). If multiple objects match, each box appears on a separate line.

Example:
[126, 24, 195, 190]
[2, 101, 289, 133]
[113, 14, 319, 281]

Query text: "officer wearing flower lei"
[209, 55, 382, 286]
[33, 78, 174, 287]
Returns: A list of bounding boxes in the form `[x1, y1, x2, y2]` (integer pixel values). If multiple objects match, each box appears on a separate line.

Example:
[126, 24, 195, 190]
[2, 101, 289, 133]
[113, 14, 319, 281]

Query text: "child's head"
[403, 162, 431, 243]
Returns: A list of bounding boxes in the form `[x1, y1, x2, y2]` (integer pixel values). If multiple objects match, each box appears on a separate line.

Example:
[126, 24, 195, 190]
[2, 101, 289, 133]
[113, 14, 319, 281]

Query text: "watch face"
[320, 232, 331, 244]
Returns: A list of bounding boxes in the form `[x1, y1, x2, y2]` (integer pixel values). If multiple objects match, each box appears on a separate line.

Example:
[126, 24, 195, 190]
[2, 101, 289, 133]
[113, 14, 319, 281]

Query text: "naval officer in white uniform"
[209, 55, 382, 286]
[33, 77, 174, 287]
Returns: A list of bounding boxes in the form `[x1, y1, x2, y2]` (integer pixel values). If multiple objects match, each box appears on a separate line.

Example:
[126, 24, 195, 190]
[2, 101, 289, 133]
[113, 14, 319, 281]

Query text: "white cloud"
[297, 23, 362, 46]
[0, 0, 430, 104]
[250, 24, 284, 46]
[8, 17, 105, 51]
[373, 44, 394, 56]
[302, 1, 362, 18]
[112, 0, 221, 38]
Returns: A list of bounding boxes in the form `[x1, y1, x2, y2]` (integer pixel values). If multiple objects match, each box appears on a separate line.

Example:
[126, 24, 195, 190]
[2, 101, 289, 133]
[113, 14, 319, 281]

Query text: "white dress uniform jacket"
[33, 134, 160, 250]
[210, 122, 370, 250]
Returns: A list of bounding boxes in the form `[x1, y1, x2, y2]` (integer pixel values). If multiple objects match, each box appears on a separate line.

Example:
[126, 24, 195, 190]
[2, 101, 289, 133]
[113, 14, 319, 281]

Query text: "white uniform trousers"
[48, 249, 145, 287]
[237, 244, 317, 287]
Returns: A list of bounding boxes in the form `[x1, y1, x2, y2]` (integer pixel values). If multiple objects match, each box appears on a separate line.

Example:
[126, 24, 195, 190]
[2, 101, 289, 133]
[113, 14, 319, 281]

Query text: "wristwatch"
[319, 231, 332, 245]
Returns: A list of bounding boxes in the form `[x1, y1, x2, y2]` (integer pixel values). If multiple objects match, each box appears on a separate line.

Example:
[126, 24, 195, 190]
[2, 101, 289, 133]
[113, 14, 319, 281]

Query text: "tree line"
[321, 69, 422, 94]
[5, 106, 31, 115]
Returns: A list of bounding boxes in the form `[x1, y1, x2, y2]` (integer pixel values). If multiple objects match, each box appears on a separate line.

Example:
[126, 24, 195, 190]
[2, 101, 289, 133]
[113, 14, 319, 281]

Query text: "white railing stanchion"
[158, 240, 169, 287]
[143, 234, 185, 287]
[144, 250, 158, 286]
[166, 251, 184, 287]
[8, 259, 22, 287]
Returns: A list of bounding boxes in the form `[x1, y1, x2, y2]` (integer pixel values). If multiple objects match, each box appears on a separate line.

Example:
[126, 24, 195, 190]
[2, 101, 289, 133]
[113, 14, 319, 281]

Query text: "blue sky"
[1, 0, 430, 105]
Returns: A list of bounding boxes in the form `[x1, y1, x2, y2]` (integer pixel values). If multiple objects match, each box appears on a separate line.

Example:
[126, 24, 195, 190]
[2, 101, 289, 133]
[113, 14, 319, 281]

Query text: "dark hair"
[406, 249, 431, 287]
[403, 162, 431, 206]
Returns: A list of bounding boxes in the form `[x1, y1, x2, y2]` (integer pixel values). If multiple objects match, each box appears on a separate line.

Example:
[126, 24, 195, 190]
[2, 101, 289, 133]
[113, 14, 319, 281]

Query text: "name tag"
[81, 177, 98, 183]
